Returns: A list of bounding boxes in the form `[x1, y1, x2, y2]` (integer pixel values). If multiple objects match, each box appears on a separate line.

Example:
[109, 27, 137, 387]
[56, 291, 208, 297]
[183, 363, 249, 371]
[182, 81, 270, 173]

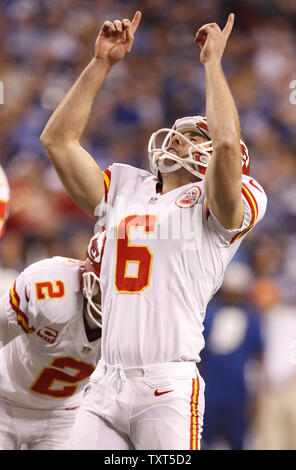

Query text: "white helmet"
[81, 230, 106, 329]
[148, 115, 250, 180]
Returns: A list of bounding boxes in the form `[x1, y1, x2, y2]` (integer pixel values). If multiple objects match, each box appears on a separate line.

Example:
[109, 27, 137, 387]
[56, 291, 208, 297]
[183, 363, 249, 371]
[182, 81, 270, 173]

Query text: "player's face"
[165, 131, 208, 166]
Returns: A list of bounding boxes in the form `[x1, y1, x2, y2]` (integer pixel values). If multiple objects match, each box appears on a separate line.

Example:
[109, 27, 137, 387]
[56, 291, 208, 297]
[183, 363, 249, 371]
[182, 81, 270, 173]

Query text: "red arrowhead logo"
[154, 389, 174, 396]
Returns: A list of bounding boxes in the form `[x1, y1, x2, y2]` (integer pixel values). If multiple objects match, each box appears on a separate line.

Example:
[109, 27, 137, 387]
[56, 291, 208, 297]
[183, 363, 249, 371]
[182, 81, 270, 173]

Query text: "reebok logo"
[37, 326, 59, 344]
[154, 389, 174, 396]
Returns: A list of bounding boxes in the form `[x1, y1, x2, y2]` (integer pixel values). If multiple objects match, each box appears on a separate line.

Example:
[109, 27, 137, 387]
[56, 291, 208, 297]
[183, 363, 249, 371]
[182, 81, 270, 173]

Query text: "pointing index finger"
[131, 10, 142, 33]
[222, 13, 235, 37]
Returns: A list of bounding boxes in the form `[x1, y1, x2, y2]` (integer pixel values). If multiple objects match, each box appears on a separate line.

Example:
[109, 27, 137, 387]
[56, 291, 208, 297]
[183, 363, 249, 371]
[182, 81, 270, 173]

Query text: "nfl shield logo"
[81, 346, 91, 355]
[149, 196, 158, 205]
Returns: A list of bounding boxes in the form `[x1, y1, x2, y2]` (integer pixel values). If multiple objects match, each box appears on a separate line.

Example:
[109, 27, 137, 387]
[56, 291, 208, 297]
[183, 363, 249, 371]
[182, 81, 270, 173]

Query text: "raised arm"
[195, 13, 243, 229]
[40, 11, 142, 216]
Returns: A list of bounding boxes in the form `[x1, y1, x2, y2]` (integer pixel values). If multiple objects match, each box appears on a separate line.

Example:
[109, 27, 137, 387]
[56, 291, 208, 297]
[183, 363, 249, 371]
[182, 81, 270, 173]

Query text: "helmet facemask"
[81, 231, 106, 329]
[148, 116, 250, 180]
[148, 116, 213, 180]
[82, 269, 102, 329]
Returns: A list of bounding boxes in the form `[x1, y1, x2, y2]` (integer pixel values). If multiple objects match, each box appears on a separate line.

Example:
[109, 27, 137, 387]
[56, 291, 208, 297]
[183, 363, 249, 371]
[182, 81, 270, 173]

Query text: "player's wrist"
[91, 56, 114, 72]
[202, 58, 222, 68]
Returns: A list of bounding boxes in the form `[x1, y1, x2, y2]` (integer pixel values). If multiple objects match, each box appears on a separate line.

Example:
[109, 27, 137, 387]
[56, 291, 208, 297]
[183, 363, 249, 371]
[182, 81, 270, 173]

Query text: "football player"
[0, 231, 105, 450]
[0, 165, 9, 238]
[41, 12, 267, 450]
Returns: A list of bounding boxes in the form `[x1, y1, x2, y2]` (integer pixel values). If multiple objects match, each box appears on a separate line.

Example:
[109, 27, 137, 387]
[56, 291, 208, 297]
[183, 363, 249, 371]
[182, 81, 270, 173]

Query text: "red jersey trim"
[230, 183, 258, 244]
[205, 202, 210, 220]
[25, 286, 30, 302]
[9, 281, 35, 334]
[0, 200, 8, 219]
[0, 200, 8, 238]
[0, 219, 7, 239]
[102, 169, 111, 202]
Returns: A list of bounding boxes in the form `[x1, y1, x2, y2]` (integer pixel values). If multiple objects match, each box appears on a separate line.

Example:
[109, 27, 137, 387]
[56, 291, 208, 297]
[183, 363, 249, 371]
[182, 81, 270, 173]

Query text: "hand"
[194, 13, 234, 65]
[94, 11, 142, 66]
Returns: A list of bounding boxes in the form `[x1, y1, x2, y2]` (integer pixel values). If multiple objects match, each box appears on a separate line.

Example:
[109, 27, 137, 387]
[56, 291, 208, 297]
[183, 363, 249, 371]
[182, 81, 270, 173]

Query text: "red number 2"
[35, 281, 65, 300]
[30, 356, 95, 398]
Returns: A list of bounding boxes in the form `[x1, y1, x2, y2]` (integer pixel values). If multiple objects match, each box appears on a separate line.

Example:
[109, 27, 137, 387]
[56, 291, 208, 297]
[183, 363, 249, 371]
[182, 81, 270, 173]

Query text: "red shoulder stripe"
[9, 282, 35, 334]
[230, 183, 258, 244]
[102, 169, 111, 202]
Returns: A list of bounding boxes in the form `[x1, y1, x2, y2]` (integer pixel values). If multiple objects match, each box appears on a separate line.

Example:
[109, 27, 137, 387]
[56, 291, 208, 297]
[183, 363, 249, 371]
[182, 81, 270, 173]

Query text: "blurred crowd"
[1, 0, 296, 450]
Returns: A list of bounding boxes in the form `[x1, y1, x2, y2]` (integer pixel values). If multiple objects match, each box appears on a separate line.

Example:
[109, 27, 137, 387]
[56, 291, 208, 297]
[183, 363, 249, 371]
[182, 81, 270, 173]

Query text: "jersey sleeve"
[94, 164, 116, 230]
[0, 166, 10, 239]
[95, 164, 145, 229]
[99, 163, 147, 205]
[204, 176, 267, 246]
[100, 163, 122, 206]
[101, 167, 112, 203]
[0, 292, 25, 345]
[6, 271, 36, 335]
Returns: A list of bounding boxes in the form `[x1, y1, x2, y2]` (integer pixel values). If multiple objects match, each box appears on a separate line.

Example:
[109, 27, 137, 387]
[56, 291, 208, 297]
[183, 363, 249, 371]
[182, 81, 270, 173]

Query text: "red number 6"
[115, 214, 157, 293]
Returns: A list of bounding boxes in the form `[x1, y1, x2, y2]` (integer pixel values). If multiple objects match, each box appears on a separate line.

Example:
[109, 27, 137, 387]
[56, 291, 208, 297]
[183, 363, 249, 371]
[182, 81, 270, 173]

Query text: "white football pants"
[69, 361, 205, 450]
[0, 395, 78, 450]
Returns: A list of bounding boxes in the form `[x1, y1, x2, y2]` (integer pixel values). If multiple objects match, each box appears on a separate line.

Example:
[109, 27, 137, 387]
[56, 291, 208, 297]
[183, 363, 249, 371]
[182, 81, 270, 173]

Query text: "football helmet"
[81, 230, 106, 329]
[148, 115, 250, 180]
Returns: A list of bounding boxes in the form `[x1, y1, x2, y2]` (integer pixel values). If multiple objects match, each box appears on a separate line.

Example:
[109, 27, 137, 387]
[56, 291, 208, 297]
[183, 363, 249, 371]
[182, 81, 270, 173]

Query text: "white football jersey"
[0, 257, 101, 409]
[96, 164, 267, 369]
[0, 165, 9, 238]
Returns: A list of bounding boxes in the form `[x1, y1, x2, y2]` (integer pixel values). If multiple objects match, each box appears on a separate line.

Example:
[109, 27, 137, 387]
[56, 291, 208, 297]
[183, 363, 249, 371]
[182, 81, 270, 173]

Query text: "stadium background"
[1, 0, 296, 450]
